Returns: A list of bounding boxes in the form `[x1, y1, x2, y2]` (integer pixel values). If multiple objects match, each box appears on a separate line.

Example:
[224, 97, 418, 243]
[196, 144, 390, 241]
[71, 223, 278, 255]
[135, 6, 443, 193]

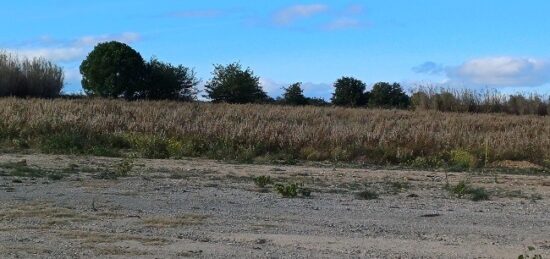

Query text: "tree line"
[78, 41, 412, 108]
[1, 41, 549, 115]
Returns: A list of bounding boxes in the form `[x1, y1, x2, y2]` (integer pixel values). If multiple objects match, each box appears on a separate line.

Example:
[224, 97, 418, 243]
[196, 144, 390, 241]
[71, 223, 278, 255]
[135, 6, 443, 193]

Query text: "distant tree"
[80, 41, 146, 99]
[141, 58, 199, 101]
[368, 82, 410, 109]
[204, 62, 268, 103]
[282, 82, 308, 105]
[331, 77, 368, 107]
[306, 97, 330, 106]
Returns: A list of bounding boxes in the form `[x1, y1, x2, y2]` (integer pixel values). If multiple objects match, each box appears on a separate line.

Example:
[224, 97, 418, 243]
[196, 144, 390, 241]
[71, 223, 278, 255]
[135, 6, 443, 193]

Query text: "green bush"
[275, 183, 299, 198]
[125, 134, 170, 159]
[450, 149, 478, 170]
[448, 180, 490, 201]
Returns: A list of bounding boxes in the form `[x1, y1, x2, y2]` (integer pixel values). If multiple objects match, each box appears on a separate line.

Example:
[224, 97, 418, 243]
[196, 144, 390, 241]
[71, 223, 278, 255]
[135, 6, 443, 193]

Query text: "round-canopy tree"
[80, 41, 146, 99]
[369, 82, 410, 109]
[331, 77, 368, 107]
[204, 62, 268, 104]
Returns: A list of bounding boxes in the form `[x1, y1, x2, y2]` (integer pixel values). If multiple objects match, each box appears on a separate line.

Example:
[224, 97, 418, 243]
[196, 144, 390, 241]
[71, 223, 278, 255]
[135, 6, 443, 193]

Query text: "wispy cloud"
[273, 4, 328, 26]
[271, 4, 367, 31]
[167, 9, 223, 19]
[414, 57, 550, 87]
[324, 17, 362, 30]
[75, 32, 141, 46]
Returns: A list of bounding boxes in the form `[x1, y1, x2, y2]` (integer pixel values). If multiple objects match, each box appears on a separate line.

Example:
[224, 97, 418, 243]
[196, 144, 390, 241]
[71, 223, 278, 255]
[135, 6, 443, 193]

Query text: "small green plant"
[275, 183, 299, 198]
[469, 187, 490, 201]
[254, 175, 273, 188]
[114, 158, 134, 177]
[95, 158, 134, 180]
[518, 246, 543, 259]
[449, 149, 478, 170]
[356, 189, 379, 200]
[448, 180, 490, 201]
[450, 181, 469, 198]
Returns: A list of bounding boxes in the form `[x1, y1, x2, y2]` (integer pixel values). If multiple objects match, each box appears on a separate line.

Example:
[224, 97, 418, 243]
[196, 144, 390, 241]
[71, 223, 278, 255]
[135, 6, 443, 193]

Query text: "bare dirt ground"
[0, 153, 549, 258]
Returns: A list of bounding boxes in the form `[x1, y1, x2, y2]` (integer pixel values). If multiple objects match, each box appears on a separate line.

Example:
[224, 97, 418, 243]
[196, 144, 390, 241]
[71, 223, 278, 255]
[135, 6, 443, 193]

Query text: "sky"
[1, 0, 549, 99]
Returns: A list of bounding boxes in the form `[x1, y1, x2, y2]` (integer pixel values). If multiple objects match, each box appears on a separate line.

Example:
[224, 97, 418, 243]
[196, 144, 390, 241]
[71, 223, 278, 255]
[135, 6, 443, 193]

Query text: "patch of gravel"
[0, 153, 549, 258]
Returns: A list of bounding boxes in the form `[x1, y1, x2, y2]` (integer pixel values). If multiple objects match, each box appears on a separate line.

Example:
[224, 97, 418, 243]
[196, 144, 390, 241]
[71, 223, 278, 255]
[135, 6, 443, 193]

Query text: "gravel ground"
[0, 153, 549, 258]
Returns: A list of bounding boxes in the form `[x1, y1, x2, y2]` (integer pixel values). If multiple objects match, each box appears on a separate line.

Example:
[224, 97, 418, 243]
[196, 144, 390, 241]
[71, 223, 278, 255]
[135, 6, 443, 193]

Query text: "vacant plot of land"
[0, 153, 549, 258]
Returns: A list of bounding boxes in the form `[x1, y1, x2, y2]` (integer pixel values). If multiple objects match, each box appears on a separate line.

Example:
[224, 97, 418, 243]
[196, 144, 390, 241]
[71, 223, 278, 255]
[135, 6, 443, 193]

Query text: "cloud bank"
[6, 32, 141, 63]
[415, 57, 550, 87]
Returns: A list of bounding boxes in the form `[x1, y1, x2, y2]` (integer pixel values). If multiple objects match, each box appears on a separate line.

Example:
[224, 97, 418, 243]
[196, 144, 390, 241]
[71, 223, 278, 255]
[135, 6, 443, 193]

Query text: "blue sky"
[1, 0, 549, 99]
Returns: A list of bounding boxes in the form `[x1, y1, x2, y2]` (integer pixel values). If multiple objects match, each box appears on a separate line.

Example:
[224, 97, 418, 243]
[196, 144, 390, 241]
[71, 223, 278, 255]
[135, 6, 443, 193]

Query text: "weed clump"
[275, 183, 299, 198]
[448, 180, 490, 201]
[274, 182, 311, 198]
[95, 158, 134, 180]
[449, 149, 478, 170]
[254, 175, 273, 188]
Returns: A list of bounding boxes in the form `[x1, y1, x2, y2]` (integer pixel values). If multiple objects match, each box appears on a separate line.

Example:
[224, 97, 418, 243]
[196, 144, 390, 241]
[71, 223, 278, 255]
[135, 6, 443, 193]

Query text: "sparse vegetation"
[448, 181, 490, 201]
[356, 189, 379, 200]
[254, 175, 273, 188]
[411, 87, 549, 116]
[275, 183, 299, 198]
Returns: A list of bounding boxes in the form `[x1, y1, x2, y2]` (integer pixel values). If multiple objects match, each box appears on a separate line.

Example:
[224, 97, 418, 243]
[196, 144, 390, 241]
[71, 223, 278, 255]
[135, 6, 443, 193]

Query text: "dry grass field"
[0, 98, 549, 170]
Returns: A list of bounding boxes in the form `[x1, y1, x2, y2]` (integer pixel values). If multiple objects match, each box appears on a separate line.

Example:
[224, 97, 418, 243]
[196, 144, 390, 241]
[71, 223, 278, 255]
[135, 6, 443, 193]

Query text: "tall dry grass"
[0, 51, 64, 98]
[411, 86, 550, 116]
[0, 98, 548, 166]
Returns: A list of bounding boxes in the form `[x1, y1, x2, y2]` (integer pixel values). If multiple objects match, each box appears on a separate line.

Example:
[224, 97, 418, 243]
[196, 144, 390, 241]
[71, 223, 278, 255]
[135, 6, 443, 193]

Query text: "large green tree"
[331, 77, 368, 107]
[368, 82, 410, 109]
[204, 63, 268, 103]
[142, 58, 199, 101]
[80, 41, 146, 99]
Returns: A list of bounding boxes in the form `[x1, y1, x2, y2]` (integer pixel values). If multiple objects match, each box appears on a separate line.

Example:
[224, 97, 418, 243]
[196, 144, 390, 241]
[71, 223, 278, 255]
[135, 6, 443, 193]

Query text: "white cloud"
[448, 57, 550, 87]
[9, 47, 85, 62]
[273, 4, 328, 25]
[6, 32, 142, 63]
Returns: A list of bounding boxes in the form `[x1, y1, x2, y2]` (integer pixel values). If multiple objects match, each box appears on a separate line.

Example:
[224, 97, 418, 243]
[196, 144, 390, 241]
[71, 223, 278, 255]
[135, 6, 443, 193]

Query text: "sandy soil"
[0, 153, 549, 258]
